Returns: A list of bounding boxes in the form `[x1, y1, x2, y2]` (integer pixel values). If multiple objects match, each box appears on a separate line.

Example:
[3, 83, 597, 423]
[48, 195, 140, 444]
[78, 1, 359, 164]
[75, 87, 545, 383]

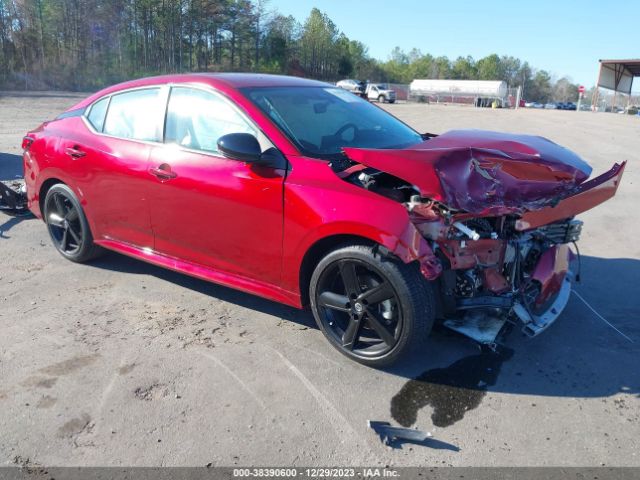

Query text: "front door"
[146, 86, 285, 286]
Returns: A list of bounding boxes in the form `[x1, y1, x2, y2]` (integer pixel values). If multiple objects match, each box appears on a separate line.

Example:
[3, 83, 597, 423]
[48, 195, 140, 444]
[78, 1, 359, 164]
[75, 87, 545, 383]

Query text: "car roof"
[70, 73, 331, 111]
[194, 73, 330, 88]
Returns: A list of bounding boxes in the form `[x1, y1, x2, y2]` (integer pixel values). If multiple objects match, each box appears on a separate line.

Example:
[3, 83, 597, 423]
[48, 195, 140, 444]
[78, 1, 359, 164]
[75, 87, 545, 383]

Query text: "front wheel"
[309, 244, 435, 367]
[378, 95, 385, 103]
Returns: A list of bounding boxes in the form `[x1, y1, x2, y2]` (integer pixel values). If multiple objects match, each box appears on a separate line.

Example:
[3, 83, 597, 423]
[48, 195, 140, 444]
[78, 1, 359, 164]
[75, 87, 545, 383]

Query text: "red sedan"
[23, 74, 624, 366]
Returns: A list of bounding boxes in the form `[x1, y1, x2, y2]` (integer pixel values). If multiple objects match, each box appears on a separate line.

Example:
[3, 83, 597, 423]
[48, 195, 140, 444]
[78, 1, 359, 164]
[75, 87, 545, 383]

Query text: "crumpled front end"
[338, 130, 626, 345]
[343, 129, 595, 215]
[411, 210, 584, 343]
[512, 244, 574, 337]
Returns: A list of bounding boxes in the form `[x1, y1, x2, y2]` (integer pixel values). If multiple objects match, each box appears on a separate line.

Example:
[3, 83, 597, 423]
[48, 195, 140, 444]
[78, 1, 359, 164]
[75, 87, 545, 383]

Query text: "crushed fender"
[392, 221, 442, 280]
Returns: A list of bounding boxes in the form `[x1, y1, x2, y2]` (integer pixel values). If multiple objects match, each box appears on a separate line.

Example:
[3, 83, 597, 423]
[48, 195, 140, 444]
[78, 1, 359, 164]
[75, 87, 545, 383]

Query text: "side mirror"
[217, 133, 262, 163]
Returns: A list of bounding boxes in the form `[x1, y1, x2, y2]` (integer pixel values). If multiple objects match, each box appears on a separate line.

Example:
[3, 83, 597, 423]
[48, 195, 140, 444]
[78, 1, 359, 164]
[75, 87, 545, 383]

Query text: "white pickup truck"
[366, 84, 396, 103]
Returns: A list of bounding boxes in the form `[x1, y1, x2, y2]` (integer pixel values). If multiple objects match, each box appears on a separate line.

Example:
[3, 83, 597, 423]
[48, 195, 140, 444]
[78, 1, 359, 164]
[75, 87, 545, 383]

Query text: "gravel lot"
[1, 93, 639, 468]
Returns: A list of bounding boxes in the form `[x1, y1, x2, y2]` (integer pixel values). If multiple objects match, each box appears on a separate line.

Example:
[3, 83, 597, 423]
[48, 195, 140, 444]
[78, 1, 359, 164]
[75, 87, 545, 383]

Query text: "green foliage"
[477, 54, 503, 80]
[529, 70, 553, 103]
[0, 0, 577, 100]
[452, 56, 477, 80]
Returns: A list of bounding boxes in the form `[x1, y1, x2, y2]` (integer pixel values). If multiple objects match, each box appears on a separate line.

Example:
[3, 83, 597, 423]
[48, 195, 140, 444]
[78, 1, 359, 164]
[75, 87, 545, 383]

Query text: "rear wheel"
[309, 244, 435, 367]
[44, 184, 103, 263]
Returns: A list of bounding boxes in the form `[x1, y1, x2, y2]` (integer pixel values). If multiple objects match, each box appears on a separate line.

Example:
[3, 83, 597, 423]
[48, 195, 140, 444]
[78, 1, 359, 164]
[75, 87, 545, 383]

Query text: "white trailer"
[409, 79, 509, 107]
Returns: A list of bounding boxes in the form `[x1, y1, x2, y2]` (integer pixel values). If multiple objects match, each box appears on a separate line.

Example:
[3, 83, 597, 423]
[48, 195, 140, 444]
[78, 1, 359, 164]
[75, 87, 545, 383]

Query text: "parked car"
[544, 103, 557, 109]
[524, 101, 535, 108]
[365, 83, 396, 103]
[22, 74, 625, 366]
[336, 79, 366, 97]
[564, 102, 577, 111]
[532, 102, 544, 109]
[555, 102, 566, 110]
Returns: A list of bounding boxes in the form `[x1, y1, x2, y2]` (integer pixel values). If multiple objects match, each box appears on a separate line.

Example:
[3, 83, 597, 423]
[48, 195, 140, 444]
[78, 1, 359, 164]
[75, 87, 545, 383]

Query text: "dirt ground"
[0, 93, 639, 468]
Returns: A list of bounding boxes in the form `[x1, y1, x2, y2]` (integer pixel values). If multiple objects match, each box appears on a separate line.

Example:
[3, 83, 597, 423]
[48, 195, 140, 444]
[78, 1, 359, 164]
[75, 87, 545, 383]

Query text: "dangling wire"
[572, 241, 582, 283]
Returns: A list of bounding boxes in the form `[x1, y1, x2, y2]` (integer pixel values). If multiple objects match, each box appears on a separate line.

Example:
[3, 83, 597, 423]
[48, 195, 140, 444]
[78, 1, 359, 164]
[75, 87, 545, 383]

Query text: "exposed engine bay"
[333, 130, 626, 346]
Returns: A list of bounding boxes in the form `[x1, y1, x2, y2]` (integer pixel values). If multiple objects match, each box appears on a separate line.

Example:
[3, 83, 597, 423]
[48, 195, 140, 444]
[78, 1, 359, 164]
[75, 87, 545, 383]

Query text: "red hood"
[343, 129, 593, 214]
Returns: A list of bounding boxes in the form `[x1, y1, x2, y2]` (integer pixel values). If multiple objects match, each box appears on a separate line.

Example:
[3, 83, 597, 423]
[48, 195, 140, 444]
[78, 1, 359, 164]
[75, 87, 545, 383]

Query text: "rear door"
[146, 86, 285, 286]
[64, 87, 165, 247]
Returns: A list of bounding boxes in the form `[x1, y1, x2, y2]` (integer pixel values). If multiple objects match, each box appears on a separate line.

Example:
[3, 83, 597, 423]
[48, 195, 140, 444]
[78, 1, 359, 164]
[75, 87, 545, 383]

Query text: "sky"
[272, 0, 640, 90]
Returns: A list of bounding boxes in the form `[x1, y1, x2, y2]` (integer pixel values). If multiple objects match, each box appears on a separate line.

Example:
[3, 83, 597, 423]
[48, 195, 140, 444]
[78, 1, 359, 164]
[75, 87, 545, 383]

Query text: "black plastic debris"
[0, 179, 28, 214]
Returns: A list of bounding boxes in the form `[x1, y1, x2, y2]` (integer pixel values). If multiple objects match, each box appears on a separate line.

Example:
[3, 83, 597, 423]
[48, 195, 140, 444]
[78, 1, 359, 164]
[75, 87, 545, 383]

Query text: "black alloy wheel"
[310, 244, 435, 367]
[44, 184, 103, 262]
[46, 191, 82, 255]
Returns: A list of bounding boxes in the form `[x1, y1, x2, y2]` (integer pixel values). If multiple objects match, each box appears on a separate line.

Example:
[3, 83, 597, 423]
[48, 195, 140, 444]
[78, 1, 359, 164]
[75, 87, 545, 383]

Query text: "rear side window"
[86, 97, 109, 132]
[103, 88, 162, 142]
[164, 87, 256, 154]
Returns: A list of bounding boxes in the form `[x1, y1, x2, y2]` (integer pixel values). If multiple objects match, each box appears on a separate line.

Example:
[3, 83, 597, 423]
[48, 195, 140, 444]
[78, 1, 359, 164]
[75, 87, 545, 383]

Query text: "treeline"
[378, 49, 580, 103]
[0, 0, 577, 102]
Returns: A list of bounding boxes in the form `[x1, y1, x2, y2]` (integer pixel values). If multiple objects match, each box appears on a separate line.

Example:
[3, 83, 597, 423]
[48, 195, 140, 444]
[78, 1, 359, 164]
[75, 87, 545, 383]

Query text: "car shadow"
[90, 250, 639, 400]
[384, 254, 640, 429]
[89, 251, 316, 329]
[0, 152, 23, 180]
[0, 214, 33, 238]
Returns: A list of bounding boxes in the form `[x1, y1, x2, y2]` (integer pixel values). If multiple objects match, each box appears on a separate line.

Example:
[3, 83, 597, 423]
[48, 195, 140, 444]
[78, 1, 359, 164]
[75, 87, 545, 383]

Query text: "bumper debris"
[0, 179, 28, 214]
[368, 420, 432, 446]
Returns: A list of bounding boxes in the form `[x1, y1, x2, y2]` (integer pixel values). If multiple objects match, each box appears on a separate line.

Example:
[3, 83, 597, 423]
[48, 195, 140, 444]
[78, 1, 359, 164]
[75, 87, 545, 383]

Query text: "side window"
[164, 87, 256, 154]
[103, 88, 162, 142]
[86, 97, 109, 132]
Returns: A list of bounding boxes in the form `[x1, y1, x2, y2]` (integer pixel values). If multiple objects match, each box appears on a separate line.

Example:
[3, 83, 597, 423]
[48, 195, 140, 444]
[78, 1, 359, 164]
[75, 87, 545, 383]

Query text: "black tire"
[309, 244, 435, 367]
[43, 184, 104, 263]
[378, 95, 385, 103]
[388, 100, 396, 104]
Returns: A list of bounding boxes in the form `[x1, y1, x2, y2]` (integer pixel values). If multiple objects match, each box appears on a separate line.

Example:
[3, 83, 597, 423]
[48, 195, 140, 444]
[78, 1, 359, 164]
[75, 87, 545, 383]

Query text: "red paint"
[482, 268, 510, 294]
[531, 244, 571, 306]
[438, 239, 504, 270]
[23, 73, 623, 313]
[516, 161, 626, 230]
[24, 74, 440, 308]
[146, 146, 286, 287]
[96, 238, 299, 306]
[344, 129, 594, 215]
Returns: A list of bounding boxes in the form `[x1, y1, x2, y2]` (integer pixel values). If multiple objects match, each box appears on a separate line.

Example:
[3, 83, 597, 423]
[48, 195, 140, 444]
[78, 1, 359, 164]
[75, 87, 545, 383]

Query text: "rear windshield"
[242, 86, 421, 159]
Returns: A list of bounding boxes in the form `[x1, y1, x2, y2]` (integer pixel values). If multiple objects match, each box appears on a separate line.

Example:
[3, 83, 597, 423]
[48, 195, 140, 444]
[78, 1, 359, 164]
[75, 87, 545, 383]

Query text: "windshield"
[242, 86, 422, 159]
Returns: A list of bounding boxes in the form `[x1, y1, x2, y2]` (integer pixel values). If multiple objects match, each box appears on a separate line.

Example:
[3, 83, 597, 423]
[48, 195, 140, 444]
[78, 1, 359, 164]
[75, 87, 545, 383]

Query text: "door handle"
[149, 164, 177, 180]
[65, 146, 86, 159]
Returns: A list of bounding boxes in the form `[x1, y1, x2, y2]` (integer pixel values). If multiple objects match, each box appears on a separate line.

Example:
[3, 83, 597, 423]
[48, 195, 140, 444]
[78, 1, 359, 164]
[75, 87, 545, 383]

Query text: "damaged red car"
[22, 74, 625, 366]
